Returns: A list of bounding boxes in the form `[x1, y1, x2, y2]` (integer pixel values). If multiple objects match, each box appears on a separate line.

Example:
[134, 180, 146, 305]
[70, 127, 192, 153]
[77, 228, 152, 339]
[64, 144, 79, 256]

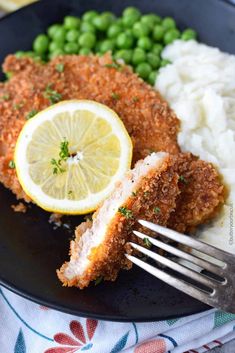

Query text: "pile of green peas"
[16, 7, 197, 86]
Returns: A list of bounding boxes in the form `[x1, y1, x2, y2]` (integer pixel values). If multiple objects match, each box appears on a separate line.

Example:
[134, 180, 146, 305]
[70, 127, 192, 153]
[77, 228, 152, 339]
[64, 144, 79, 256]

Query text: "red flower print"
[70, 321, 86, 343]
[44, 319, 98, 353]
[134, 339, 166, 353]
[86, 319, 98, 340]
[54, 333, 82, 346]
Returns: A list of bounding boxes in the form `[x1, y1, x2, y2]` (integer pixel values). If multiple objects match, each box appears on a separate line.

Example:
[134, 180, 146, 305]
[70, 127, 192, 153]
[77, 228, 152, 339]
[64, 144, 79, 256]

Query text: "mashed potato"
[156, 40, 235, 254]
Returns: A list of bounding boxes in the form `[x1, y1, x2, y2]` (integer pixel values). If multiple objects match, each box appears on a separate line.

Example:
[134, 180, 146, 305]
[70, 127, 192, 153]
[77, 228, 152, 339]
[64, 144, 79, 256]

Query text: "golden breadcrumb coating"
[168, 153, 225, 233]
[57, 155, 180, 288]
[58, 153, 225, 289]
[0, 54, 179, 201]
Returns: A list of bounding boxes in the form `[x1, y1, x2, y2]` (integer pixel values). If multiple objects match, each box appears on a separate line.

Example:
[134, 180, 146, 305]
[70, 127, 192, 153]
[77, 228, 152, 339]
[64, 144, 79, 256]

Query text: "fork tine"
[133, 230, 225, 277]
[139, 220, 233, 264]
[129, 242, 221, 289]
[126, 254, 212, 306]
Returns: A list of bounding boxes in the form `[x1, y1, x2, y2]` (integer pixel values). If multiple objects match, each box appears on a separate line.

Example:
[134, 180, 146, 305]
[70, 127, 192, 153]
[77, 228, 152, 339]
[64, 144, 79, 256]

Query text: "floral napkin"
[0, 286, 235, 353]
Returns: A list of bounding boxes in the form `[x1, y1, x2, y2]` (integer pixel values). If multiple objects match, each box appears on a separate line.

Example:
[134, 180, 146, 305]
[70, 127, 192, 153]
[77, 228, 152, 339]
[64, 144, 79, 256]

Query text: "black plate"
[0, 0, 234, 322]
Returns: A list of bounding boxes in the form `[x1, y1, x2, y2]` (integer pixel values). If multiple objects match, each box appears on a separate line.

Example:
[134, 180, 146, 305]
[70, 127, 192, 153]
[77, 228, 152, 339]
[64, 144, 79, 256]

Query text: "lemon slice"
[15, 100, 132, 214]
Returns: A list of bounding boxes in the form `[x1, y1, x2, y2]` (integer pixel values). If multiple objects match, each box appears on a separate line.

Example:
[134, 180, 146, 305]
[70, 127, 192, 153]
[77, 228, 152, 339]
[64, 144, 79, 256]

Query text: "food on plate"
[57, 152, 180, 288]
[0, 6, 230, 291]
[16, 7, 197, 85]
[0, 53, 179, 202]
[58, 152, 224, 288]
[167, 153, 225, 233]
[14, 100, 132, 214]
[156, 39, 235, 253]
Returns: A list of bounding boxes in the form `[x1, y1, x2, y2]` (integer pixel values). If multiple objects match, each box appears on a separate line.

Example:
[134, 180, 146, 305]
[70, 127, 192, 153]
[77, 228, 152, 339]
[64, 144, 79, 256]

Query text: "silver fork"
[126, 220, 235, 313]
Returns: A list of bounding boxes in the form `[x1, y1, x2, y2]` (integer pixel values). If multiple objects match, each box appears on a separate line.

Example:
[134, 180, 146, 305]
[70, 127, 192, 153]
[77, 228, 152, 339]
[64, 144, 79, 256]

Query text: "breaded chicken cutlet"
[169, 153, 225, 233]
[0, 54, 179, 202]
[58, 152, 224, 289]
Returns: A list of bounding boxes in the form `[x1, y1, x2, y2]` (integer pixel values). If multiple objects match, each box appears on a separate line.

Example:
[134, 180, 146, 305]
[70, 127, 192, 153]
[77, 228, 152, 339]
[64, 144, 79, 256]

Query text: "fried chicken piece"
[58, 152, 225, 289]
[168, 153, 225, 233]
[57, 152, 180, 288]
[0, 54, 180, 201]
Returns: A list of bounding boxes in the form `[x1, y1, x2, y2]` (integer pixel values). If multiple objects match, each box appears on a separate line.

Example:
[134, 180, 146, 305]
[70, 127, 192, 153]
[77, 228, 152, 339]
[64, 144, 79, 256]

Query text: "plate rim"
[0, 278, 210, 322]
[0, 0, 231, 322]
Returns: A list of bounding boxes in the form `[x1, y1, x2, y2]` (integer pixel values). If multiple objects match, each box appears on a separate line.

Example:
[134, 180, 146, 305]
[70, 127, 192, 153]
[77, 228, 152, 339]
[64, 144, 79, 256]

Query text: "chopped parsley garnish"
[68, 190, 73, 195]
[5, 71, 13, 80]
[143, 237, 152, 248]
[26, 109, 38, 120]
[13, 102, 24, 110]
[154, 207, 161, 214]
[8, 160, 15, 169]
[59, 139, 69, 160]
[56, 63, 64, 73]
[51, 158, 65, 174]
[111, 92, 120, 100]
[118, 206, 133, 219]
[1, 93, 10, 101]
[132, 96, 139, 103]
[131, 191, 137, 197]
[94, 276, 103, 286]
[179, 175, 187, 184]
[104, 62, 121, 70]
[51, 139, 69, 174]
[144, 191, 150, 197]
[44, 84, 62, 105]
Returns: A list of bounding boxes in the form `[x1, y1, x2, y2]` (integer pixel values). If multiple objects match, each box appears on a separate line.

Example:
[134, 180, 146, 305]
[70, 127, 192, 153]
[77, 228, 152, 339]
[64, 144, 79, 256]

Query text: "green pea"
[152, 43, 163, 56]
[66, 29, 79, 42]
[132, 48, 146, 66]
[64, 42, 79, 54]
[132, 22, 150, 38]
[115, 18, 123, 26]
[137, 36, 152, 51]
[102, 11, 116, 22]
[162, 17, 176, 30]
[123, 7, 141, 19]
[82, 10, 99, 23]
[164, 28, 180, 44]
[47, 24, 62, 38]
[135, 62, 152, 79]
[148, 71, 157, 85]
[53, 27, 66, 43]
[49, 41, 64, 52]
[147, 53, 161, 69]
[78, 32, 96, 49]
[92, 14, 111, 31]
[15, 51, 26, 58]
[181, 28, 197, 41]
[160, 59, 171, 67]
[49, 48, 64, 59]
[122, 14, 139, 28]
[115, 49, 133, 64]
[125, 29, 133, 37]
[100, 39, 115, 53]
[80, 21, 96, 33]
[79, 47, 92, 55]
[63, 16, 80, 29]
[116, 32, 134, 49]
[141, 14, 161, 28]
[153, 25, 165, 41]
[33, 34, 49, 54]
[107, 24, 122, 39]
